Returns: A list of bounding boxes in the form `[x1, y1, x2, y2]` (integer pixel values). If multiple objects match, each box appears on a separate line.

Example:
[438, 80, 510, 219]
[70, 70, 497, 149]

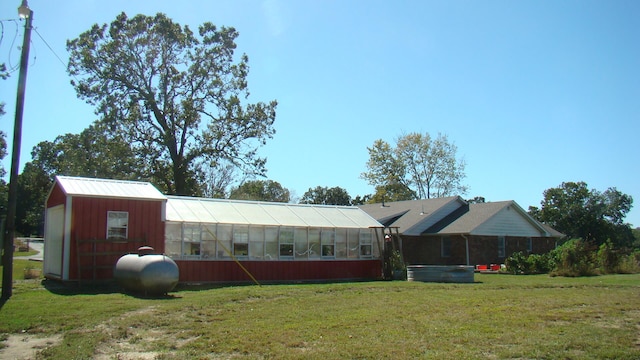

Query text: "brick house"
[360, 197, 563, 266]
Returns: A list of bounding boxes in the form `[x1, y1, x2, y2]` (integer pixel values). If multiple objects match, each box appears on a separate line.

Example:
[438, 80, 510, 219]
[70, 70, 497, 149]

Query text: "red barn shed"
[43, 176, 167, 282]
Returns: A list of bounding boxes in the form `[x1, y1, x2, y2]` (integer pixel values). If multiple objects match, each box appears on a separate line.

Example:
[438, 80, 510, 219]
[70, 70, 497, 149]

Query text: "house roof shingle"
[359, 196, 466, 234]
[361, 198, 564, 238]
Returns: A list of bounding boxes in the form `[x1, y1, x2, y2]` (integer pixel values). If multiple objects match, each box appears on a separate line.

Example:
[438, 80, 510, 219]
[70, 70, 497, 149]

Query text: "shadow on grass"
[172, 278, 487, 292]
[42, 279, 181, 300]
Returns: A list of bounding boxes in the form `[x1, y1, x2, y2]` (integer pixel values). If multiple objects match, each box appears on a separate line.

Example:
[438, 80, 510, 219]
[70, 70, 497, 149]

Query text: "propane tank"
[114, 246, 179, 295]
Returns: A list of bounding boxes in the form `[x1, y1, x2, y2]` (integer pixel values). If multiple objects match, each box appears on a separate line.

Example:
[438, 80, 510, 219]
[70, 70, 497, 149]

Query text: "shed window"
[441, 236, 451, 258]
[498, 236, 506, 258]
[107, 211, 128, 239]
[526, 237, 532, 253]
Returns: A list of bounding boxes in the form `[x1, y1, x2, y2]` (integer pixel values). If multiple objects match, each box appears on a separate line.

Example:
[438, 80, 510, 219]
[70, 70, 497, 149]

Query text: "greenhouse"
[164, 196, 382, 261]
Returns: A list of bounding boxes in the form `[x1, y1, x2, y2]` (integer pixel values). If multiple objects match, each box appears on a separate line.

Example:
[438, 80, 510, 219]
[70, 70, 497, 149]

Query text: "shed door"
[44, 205, 64, 278]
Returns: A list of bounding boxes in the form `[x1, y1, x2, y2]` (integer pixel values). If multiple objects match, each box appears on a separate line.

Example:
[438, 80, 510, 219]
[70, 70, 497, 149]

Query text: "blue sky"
[1, 0, 638, 227]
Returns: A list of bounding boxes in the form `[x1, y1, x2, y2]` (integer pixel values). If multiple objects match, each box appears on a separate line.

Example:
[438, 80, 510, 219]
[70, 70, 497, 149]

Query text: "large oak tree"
[67, 13, 277, 195]
[361, 132, 467, 199]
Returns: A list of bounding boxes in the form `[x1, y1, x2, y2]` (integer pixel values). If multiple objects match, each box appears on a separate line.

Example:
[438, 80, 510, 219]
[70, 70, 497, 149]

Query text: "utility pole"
[1, 0, 33, 300]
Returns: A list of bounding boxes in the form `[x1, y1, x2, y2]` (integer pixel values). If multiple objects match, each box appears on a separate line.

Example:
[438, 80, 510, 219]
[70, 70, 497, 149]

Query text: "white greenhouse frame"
[163, 196, 383, 261]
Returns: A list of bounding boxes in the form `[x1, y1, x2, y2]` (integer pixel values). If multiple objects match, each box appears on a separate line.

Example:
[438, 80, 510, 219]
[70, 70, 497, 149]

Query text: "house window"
[526, 237, 532, 253]
[107, 211, 128, 239]
[279, 228, 294, 258]
[441, 236, 451, 258]
[498, 236, 506, 258]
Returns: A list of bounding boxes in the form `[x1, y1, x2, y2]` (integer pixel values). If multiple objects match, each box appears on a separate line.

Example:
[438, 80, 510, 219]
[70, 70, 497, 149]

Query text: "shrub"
[505, 251, 553, 275]
[505, 239, 638, 277]
[616, 250, 640, 274]
[596, 240, 621, 274]
[505, 251, 528, 274]
[528, 253, 553, 274]
[550, 239, 597, 277]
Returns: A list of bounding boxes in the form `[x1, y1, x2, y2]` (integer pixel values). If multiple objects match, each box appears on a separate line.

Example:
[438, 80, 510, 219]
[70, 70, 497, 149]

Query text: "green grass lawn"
[0, 270, 639, 359]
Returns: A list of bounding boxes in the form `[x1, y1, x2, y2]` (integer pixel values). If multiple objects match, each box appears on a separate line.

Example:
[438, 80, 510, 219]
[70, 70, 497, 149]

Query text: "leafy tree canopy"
[15, 121, 145, 235]
[30, 121, 143, 181]
[529, 181, 634, 248]
[15, 163, 49, 236]
[67, 12, 277, 195]
[467, 196, 486, 204]
[351, 194, 372, 206]
[361, 132, 467, 200]
[300, 186, 352, 206]
[229, 180, 290, 203]
[368, 183, 414, 204]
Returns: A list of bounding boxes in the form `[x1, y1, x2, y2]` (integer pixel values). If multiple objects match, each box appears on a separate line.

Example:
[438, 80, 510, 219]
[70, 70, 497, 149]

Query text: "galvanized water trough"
[406, 265, 475, 283]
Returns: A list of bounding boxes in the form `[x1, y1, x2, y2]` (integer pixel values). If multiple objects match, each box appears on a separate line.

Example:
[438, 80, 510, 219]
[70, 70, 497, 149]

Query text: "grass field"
[1, 261, 639, 359]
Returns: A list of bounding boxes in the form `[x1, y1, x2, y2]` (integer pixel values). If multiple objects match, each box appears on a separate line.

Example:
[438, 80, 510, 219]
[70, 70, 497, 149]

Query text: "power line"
[33, 26, 68, 72]
[0, 18, 21, 73]
[2, 19, 74, 79]
[31, 26, 83, 84]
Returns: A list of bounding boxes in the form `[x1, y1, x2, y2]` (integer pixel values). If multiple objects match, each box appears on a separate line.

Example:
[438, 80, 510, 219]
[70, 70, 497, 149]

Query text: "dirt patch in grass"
[92, 306, 162, 359]
[92, 306, 201, 359]
[0, 333, 63, 360]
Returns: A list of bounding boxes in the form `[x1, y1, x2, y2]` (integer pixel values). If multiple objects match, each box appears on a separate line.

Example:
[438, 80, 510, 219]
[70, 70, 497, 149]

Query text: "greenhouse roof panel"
[165, 196, 382, 228]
